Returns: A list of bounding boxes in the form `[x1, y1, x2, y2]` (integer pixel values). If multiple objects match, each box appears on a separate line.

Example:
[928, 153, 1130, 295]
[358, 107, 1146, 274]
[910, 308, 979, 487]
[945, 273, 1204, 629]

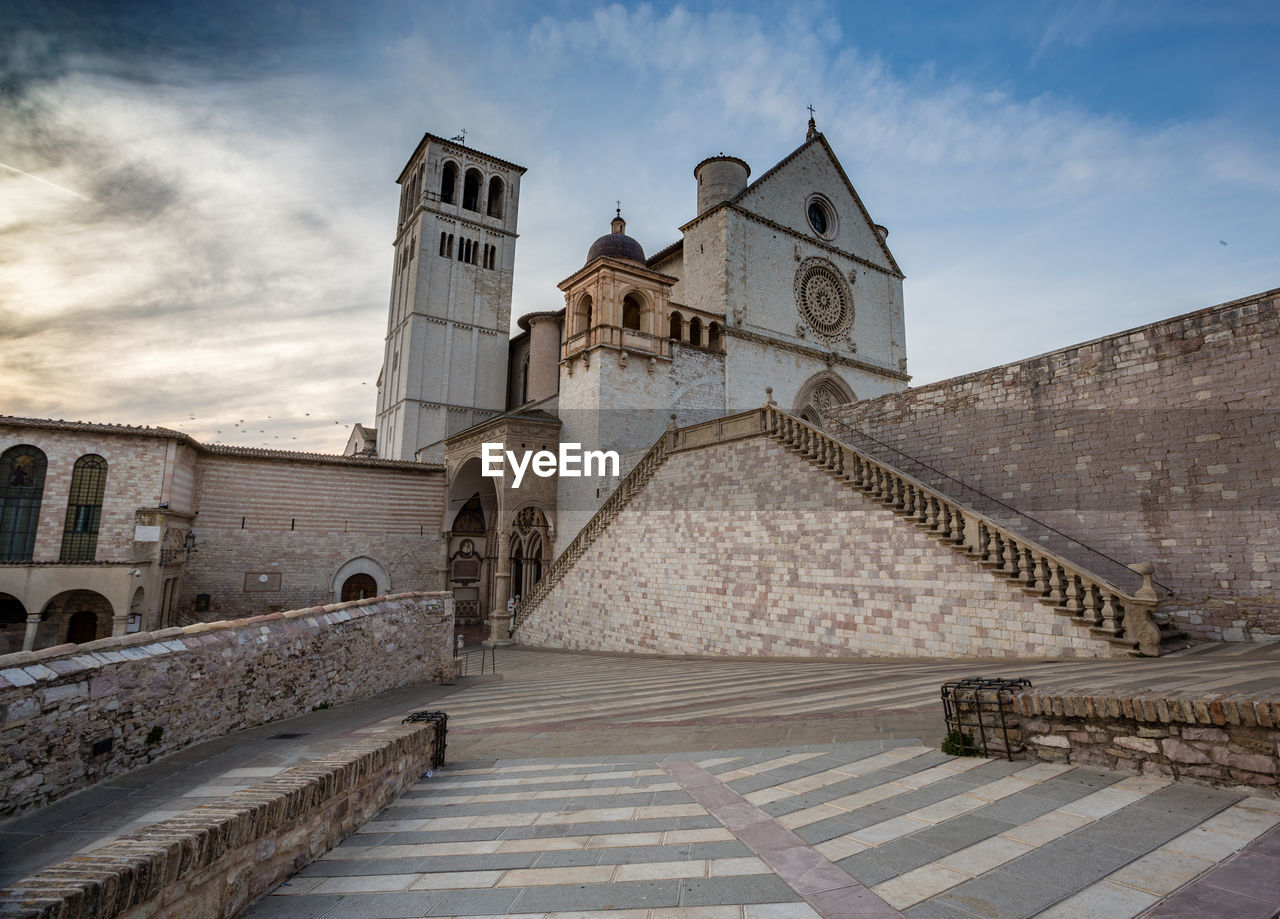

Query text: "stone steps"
[790, 435, 1179, 658]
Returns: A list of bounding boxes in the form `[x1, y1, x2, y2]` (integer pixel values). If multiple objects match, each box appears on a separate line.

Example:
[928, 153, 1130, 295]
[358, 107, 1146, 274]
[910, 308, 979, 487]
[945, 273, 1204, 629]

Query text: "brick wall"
[519, 433, 1114, 659]
[0, 592, 454, 818]
[0, 425, 175, 562]
[831, 289, 1280, 641]
[186, 452, 445, 618]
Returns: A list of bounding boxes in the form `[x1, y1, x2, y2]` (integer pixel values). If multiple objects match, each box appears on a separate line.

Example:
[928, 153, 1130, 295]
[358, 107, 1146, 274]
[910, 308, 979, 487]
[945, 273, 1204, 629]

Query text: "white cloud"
[2, 2, 1276, 455]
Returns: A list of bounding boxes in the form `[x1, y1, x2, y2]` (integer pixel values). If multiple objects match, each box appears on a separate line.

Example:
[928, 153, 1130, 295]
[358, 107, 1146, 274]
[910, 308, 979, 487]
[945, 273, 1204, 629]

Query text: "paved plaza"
[5, 644, 1280, 918]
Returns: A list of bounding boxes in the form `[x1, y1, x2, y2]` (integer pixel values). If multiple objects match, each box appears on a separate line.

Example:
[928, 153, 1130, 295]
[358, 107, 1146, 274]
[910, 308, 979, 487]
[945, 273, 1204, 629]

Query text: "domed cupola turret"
[586, 209, 645, 265]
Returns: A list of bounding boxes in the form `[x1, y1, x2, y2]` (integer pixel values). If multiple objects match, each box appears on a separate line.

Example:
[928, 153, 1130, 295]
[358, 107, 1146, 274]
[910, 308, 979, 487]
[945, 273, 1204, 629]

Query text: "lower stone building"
[0, 419, 444, 653]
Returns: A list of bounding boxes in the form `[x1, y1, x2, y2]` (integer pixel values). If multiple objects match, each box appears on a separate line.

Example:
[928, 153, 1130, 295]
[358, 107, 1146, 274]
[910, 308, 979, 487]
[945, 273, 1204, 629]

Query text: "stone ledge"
[0, 722, 436, 919]
[1014, 687, 1279, 794]
[0, 592, 450, 686]
[1013, 688, 1280, 728]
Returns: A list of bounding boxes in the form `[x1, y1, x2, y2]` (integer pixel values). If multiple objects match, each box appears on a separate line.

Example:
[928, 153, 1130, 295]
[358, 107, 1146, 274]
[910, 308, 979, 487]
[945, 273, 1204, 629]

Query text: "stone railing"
[0, 592, 455, 818]
[0, 721, 440, 919]
[512, 434, 670, 630]
[761, 403, 1169, 656]
[513, 401, 1173, 656]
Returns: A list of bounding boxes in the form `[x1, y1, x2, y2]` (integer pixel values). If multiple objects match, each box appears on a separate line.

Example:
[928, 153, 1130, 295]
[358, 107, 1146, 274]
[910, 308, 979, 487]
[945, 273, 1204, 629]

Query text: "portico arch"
[0, 592, 26, 655]
[37, 589, 113, 649]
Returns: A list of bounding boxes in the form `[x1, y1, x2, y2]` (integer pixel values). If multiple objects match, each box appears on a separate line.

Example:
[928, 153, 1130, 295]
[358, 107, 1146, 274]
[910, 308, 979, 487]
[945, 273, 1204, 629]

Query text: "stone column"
[22, 614, 40, 652]
[486, 542, 513, 646]
[111, 611, 129, 638]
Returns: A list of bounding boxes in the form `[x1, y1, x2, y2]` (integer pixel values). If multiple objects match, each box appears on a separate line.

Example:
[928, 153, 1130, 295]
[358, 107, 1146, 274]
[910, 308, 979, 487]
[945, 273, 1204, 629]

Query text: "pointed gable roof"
[687, 132, 902, 278]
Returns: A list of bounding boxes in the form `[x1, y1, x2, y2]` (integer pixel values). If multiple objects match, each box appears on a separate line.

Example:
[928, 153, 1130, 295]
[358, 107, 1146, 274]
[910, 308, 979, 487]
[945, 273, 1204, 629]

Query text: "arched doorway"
[446, 457, 498, 637]
[37, 589, 113, 650]
[793, 373, 857, 430]
[341, 573, 378, 601]
[66, 610, 98, 644]
[330, 556, 391, 604]
[0, 592, 26, 655]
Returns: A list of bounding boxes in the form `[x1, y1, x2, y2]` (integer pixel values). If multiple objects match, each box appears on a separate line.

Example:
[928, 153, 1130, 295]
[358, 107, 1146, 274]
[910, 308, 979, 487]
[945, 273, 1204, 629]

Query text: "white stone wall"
[520, 436, 1110, 659]
[669, 344, 725, 421]
[734, 140, 895, 274]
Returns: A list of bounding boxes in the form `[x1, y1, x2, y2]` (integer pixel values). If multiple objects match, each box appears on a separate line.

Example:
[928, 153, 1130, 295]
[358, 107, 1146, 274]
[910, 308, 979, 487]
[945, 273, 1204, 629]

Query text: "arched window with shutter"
[0, 445, 46, 561]
[60, 454, 108, 562]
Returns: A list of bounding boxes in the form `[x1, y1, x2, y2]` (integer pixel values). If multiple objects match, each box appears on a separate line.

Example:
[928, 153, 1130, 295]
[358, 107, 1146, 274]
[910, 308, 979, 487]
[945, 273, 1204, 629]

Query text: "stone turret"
[693, 155, 750, 216]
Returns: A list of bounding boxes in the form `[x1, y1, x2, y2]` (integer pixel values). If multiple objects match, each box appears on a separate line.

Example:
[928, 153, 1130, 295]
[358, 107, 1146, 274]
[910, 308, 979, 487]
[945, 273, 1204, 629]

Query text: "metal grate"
[940, 677, 1031, 760]
[403, 710, 449, 769]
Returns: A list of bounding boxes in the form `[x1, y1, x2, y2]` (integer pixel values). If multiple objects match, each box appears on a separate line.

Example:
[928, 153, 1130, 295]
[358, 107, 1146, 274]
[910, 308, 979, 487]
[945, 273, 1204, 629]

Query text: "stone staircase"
[515, 404, 1188, 656]
[763, 404, 1188, 656]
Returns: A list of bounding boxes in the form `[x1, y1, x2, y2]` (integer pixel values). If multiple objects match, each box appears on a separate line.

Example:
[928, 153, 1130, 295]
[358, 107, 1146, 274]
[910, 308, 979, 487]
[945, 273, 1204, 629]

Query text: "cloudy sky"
[2, 1, 1277, 453]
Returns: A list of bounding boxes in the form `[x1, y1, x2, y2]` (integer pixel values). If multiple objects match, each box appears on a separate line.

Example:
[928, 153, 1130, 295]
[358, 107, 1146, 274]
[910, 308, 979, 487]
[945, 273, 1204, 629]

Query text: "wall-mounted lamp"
[184, 531, 198, 553]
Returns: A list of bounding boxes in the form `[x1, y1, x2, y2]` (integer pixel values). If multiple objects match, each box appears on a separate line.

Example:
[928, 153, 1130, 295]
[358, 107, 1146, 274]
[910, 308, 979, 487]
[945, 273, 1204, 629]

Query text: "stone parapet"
[1013, 687, 1279, 793]
[0, 721, 437, 919]
[0, 592, 455, 819]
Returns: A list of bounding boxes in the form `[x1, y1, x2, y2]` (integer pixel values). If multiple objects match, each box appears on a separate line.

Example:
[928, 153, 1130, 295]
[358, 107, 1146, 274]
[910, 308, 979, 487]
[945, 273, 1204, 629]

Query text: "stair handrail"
[511, 431, 670, 631]
[821, 414, 1171, 593]
[761, 404, 1167, 655]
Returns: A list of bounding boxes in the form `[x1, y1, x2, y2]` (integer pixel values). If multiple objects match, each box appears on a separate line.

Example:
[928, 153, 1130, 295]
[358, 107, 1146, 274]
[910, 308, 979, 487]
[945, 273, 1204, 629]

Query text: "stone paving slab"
[8, 645, 1280, 917]
[242, 741, 1279, 918]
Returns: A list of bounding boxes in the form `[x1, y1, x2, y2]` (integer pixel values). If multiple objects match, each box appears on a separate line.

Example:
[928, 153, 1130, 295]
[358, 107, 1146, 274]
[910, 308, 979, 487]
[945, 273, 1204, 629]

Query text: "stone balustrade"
[761, 404, 1168, 656]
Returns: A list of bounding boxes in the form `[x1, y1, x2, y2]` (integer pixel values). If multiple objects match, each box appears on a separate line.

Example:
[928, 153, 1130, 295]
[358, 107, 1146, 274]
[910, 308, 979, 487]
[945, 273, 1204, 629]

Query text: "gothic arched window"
[708, 321, 722, 352]
[463, 169, 482, 211]
[487, 176, 504, 218]
[440, 162, 458, 204]
[689, 316, 702, 347]
[0, 445, 46, 561]
[60, 454, 107, 562]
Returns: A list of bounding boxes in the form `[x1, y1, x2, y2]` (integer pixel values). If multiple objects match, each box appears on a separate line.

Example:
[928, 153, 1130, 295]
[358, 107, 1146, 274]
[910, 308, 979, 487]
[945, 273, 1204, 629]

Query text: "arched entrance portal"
[341, 573, 378, 602]
[446, 457, 498, 637]
[793, 373, 857, 430]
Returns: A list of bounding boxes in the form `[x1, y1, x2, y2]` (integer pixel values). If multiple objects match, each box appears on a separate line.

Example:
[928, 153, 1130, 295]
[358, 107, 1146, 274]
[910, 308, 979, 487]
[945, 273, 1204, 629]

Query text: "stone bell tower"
[375, 133, 526, 462]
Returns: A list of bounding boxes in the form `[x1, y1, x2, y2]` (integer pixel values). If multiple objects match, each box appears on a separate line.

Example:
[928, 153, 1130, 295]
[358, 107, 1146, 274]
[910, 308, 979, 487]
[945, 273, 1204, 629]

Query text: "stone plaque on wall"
[243, 572, 282, 592]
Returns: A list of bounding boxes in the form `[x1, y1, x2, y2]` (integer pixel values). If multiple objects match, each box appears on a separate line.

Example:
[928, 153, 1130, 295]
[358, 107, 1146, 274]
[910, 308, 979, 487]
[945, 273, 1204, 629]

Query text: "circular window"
[805, 195, 836, 238]
[807, 201, 827, 235]
[794, 258, 853, 342]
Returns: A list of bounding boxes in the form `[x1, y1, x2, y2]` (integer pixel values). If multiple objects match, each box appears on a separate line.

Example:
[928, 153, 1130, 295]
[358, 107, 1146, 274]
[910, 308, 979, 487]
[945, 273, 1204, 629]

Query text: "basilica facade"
[366, 119, 912, 633]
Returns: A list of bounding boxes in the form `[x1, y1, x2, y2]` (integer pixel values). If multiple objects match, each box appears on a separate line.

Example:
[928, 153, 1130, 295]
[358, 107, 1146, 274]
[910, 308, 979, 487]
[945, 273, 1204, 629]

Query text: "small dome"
[586, 210, 645, 265]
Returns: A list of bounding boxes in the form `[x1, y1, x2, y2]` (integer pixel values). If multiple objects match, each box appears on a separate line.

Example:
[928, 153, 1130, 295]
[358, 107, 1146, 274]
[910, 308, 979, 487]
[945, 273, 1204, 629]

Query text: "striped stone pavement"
[242, 644, 1280, 918]
[248, 742, 1279, 918]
